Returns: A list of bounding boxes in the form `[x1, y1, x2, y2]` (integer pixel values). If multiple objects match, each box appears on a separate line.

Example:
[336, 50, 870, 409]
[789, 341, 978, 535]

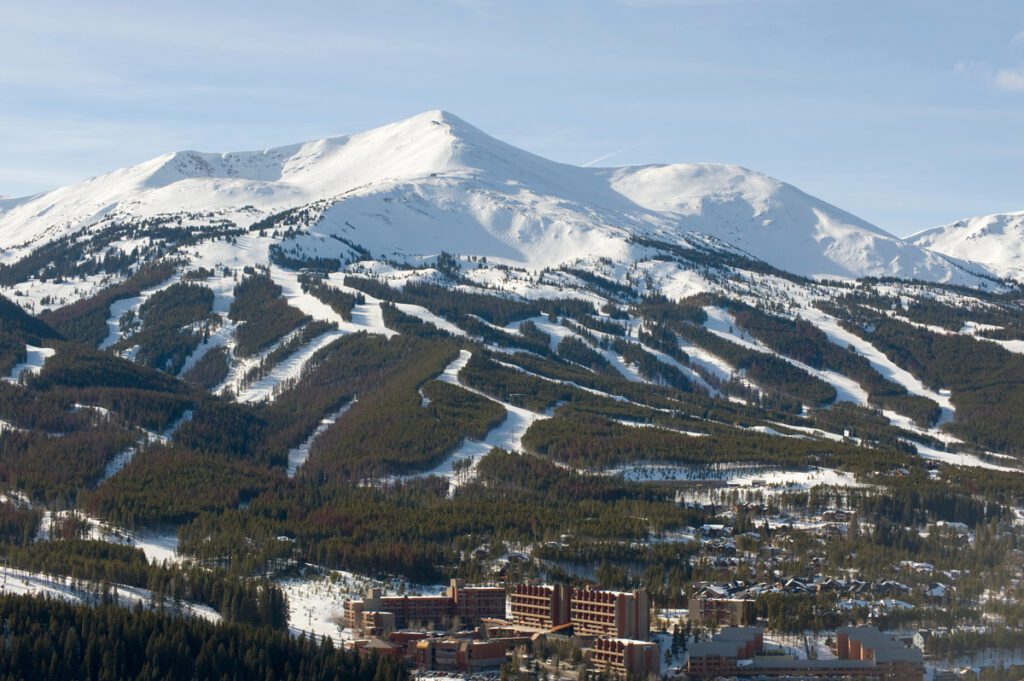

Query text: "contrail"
[582, 143, 640, 167]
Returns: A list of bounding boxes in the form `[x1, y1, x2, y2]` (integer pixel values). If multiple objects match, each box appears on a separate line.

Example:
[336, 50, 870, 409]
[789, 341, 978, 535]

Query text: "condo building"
[588, 637, 660, 679]
[688, 626, 923, 681]
[344, 579, 506, 635]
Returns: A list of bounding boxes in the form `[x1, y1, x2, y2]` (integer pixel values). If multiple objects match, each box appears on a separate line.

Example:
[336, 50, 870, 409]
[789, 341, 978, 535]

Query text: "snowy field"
[3, 345, 55, 384]
[31, 505, 183, 566]
[279, 568, 448, 644]
[0, 565, 219, 623]
[609, 461, 863, 489]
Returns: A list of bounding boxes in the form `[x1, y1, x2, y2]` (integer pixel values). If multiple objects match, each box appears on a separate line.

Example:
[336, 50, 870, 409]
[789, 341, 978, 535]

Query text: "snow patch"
[3, 345, 55, 384]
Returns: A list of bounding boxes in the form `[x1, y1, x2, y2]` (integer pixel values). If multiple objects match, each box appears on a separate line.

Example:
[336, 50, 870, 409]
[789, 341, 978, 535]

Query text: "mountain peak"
[911, 210, 1024, 279]
[0, 111, 1003, 286]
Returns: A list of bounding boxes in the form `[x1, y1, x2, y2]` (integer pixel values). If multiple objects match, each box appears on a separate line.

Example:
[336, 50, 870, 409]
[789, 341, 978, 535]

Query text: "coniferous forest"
[2, 215, 1024, 680]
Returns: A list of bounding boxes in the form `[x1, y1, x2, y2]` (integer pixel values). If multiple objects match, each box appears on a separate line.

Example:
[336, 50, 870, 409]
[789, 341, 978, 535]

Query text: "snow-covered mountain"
[911, 210, 1024, 281]
[0, 110, 994, 284]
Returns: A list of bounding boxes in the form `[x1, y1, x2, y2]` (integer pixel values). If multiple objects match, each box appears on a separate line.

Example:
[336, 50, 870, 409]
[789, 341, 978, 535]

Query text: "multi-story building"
[588, 638, 660, 680]
[344, 580, 506, 635]
[688, 626, 923, 681]
[414, 638, 509, 672]
[507, 585, 650, 640]
[450, 581, 507, 622]
[571, 587, 650, 640]
[508, 583, 571, 630]
[836, 626, 925, 681]
[688, 595, 755, 627]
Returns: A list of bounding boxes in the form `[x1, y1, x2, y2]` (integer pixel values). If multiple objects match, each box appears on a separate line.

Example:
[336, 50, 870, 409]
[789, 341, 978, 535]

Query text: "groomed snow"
[394, 303, 467, 336]
[99, 275, 180, 350]
[287, 401, 355, 477]
[903, 439, 1019, 472]
[402, 350, 551, 492]
[801, 306, 955, 422]
[97, 409, 193, 484]
[235, 330, 345, 403]
[270, 267, 396, 338]
[3, 345, 55, 384]
[703, 306, 870, 406]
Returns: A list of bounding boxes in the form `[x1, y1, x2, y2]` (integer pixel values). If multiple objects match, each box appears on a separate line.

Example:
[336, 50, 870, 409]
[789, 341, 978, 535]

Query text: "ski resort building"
[688, 626, 923, 681]
[688, 594, 756, 627]
[570, 587, 650, 640]
[507, 583, 571, 630]
[344, 579, 506, 634]
[506, 584, 650, 640]
[414, 637, 509, 672]
[588, 637, 660, 679]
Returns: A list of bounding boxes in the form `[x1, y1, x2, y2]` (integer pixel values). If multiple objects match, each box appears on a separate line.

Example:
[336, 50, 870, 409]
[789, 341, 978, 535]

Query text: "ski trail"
[288, 400, 355, 477]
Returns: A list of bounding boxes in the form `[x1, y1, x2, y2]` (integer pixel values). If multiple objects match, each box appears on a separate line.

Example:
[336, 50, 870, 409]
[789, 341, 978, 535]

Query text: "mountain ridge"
[910, 209, 1024, 280]
[0, 110, 997, 285]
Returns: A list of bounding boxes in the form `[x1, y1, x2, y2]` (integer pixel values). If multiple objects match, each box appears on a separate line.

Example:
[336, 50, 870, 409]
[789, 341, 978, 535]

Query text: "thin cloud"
[954, 37, 1024, 94]
[952, 31, 1024, 93]
[994, 68, 1024, 92]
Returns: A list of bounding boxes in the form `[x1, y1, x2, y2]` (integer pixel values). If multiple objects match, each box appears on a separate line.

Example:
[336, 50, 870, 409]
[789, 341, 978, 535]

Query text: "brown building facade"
[688, 595, 755, 627]
[508, 583, 571, 630]
[344, 580, 506, 635]
[571, 587, 650, 640]
[508, 585, 650, 639]
[415, 638, 509, 672]
[588, 637, 660, 680]
[688, 626, 922, 681]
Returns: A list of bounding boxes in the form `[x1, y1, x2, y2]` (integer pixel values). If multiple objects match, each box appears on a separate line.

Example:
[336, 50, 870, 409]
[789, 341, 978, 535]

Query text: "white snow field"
[35, 507, 183, 565]
[280, 569, 449, 644]
[3, 345, 55, 384]
[0, 566, 220, 623]
[912, 209, 1024, 280]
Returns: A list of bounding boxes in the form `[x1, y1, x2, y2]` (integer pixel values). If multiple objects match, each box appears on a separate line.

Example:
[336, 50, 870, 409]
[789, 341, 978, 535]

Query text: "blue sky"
[1, 0, 1021, 236]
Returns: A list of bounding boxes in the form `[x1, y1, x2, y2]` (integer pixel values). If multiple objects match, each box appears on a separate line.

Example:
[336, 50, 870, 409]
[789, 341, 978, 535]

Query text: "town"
[321, 481, 1024, 681]
[339, 579, 925, 680]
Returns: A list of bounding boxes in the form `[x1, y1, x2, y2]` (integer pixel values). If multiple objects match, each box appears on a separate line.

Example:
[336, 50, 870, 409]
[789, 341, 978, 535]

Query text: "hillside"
[911, 209, 1024, 280]
[2, 111, 1024, 650]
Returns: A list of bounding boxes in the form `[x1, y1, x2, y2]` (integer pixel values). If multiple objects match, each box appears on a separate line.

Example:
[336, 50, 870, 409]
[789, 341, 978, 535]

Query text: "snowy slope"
[0, 110, 994, 284]
[911, 210, 1024, 281]
[607, 163, 990, 283]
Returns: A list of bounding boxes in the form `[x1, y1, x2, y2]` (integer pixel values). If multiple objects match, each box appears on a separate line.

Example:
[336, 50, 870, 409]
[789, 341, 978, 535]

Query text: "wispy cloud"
[956, 61, 1024, 93]
[994, 68, 1024, 92]
[955, 31, 1024, 92]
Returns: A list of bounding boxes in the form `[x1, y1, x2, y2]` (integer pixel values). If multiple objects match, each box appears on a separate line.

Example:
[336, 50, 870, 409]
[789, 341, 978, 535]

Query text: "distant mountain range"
[0, 110, 1011, 287]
